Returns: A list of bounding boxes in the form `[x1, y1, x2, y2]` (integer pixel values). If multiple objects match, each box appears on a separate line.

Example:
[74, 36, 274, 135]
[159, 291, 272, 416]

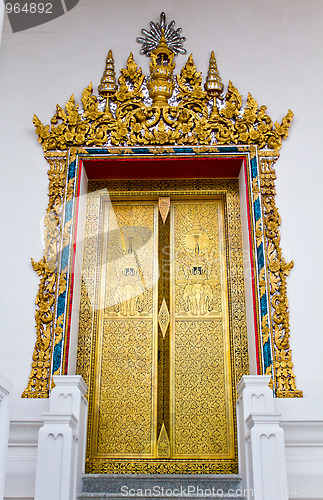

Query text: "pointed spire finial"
[98, 50, 117, 98]
[205, 51, 224, 119]
[98, 50, 117, 114]
[205, 51, 224, 97]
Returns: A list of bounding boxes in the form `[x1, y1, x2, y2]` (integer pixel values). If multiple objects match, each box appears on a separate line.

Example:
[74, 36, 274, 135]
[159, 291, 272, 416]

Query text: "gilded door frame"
[23, 42, 302, 400]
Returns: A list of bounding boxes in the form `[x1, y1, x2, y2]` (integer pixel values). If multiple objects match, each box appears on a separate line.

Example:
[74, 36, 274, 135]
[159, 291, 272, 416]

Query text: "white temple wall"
[0, 0, 322, 398]
[0, 2, 4, 47]
[275, 398, 323, 500]
[5, 398, 49, 500]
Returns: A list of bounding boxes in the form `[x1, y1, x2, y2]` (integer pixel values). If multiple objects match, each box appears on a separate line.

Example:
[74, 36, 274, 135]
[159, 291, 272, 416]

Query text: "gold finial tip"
[99, 51, 116, 98]
[159, 31, 168, 46]
[205, 51, 223, 97]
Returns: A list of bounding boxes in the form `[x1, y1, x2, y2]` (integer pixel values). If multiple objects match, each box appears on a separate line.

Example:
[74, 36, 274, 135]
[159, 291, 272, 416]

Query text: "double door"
[86, 193, 237, 472]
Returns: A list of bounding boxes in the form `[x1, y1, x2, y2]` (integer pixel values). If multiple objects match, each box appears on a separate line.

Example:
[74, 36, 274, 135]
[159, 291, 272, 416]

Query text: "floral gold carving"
[79, 179, 244, 473]
[98, 319, 154, 456]
[260, 158, 303, 397]
[22, 154, 68, 397]
[172, 201, 233, 457]
[33, 49, 293, 154]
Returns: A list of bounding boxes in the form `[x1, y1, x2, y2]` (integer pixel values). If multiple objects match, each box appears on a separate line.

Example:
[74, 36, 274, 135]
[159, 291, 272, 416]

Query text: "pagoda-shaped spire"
[98, 50, 117, 113]
[205, 51, 223, 96]
[205, 51, 224, 118]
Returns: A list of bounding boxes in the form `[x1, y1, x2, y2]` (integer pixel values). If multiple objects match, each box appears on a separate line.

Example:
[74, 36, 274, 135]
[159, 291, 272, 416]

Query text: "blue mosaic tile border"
[52, 153, 79, 374]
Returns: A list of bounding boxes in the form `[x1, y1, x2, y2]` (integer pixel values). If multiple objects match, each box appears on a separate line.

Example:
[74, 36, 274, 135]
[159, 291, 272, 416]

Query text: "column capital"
[52, 375, 87, 396]
[246, 412, 282, 430]
[237, 375, 271, 396]
[42, 412, 78, 429]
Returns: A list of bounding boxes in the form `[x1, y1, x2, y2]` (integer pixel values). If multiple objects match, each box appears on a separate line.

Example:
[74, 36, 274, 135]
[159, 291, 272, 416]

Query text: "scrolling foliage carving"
[260, 158, 302, 397]
[33, 53, 292, 153]
[22, 154, 67, 397]
[24, 27, 301, 398]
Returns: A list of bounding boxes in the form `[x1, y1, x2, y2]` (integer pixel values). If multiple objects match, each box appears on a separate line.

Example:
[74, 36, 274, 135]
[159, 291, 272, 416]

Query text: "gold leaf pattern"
[33, 51, 293, 153]
[158, 299, 170, 337]
[174, 321, 228, 455]
[22, 154, 68, 398]
[98, 319, 154, 455]
[157, 423, 170, 458]
[158, 197, 170, 223]
[77, 179, 247, 473]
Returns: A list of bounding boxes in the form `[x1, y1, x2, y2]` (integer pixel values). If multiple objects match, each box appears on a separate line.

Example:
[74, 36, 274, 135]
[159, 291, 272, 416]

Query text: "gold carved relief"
[22, 154, 68, 398]
[158, 197, 170, 223]
[33, 48, 292, 154]
[25, 21, 301, 404]
[171, 201, 233, 458]
[91, 200, 158, 459]
[104, 204, 155, 317]
[98, 318, 155, 456]
[259, 157, 303, 397]
[158, 299, 170, 338]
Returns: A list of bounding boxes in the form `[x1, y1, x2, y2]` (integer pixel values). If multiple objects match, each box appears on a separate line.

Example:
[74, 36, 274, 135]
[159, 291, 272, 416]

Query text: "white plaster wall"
[275, 398, 323, 500]
[0, 2, 4, 47]
[0, 0, 322, 397]
[5, 398, 49, 500]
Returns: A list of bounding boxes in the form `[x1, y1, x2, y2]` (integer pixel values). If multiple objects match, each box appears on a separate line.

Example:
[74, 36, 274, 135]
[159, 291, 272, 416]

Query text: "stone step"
[78, 474, 247, 500]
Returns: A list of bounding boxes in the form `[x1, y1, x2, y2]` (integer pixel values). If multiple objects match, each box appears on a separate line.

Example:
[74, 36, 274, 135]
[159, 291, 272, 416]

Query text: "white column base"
[237, 375, 288, 500]
[245, 413, 288, 500]
[34, 376, 87, 500]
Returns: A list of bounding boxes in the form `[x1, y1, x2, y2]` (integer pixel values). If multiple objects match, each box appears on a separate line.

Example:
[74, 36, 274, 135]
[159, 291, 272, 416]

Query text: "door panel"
[94, 201, 158, 458]
[171, 201, 234, 458]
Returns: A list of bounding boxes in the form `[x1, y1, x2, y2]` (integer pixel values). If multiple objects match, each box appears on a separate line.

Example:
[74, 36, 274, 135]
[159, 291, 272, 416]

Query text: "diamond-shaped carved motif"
[158, 298, 170, 337]
[158, 197, 170, 223]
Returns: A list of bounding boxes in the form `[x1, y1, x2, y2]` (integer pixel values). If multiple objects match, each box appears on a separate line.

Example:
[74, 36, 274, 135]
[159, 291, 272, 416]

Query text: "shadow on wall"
[4, 0, 79, 32]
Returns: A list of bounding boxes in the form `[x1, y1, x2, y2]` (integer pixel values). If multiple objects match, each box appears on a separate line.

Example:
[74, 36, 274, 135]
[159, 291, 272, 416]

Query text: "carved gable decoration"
[33, 37, 292, 153]
[24, 13, 302, 400]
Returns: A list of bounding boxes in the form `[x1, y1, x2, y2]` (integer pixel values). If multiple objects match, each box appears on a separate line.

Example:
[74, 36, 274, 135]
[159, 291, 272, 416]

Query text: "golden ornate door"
[77, 179, 249, 474]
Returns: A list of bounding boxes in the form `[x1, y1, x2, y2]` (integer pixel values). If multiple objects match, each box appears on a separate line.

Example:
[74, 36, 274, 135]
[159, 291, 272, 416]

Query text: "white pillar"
[34, 376, 88, 500]
[236, 375, 289, 500]
[0, 374, 12, 500]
